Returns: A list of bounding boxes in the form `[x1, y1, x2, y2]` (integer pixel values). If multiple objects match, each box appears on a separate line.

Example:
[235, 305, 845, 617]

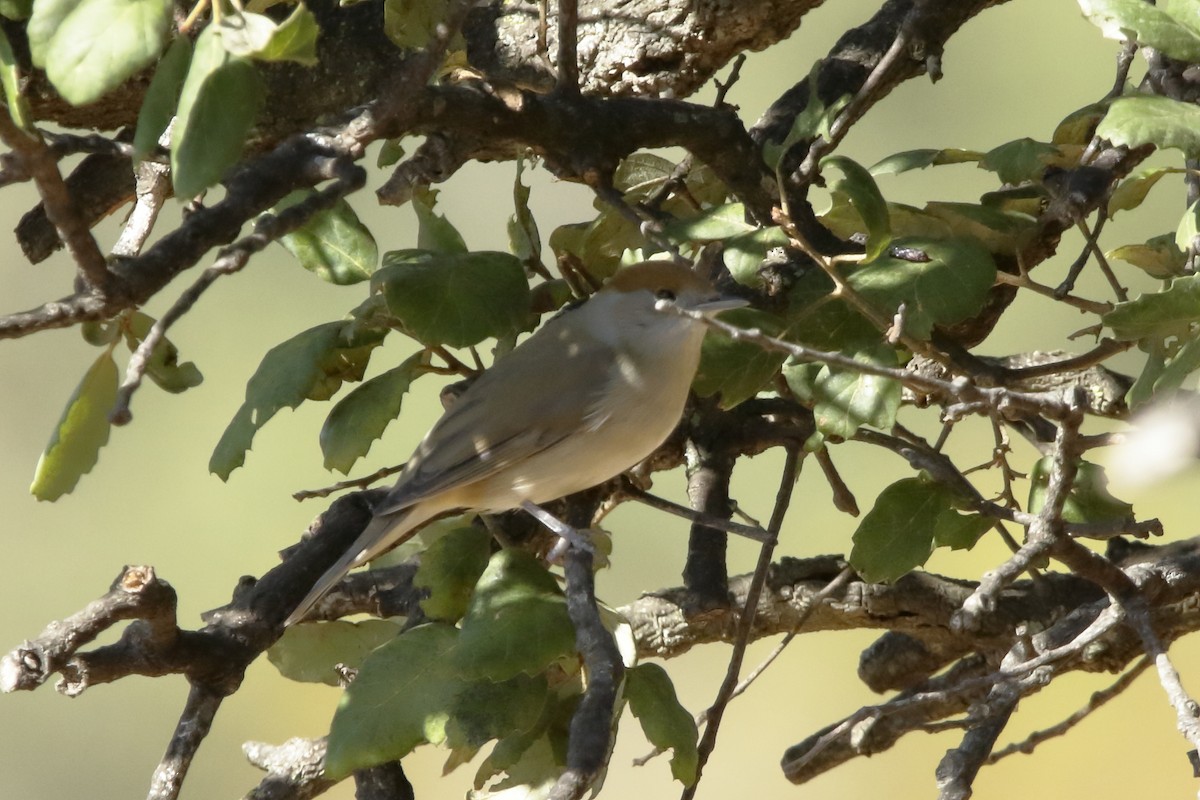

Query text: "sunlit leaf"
[0, 27, 31, 130]
[850, 476, 983, 582]
[1104, 275, 1200, 340]
[694, 308, 786, 408]
[413, 186, 468, 254]
[122, 311, 203, 393]
[326, 623, 462, 779]
[1108, 167, 1172, 217]
[784, 342, 902, 439]
[626, 664, 698, 785]
[320, 352, 429, 473]
[847, 236, 997, 339]
[375, 250, 530, 347]
[1107, 235, 1187, 279]
[1027, 458, 1134, 524]
[171, 26, 263, 197]
[1097, 95, 1200, 157]
[37, 0, 171, 105]
[455, 549, 576, 681]
[1079, 0, 1200, 62]
[980, 138, 1060, 184]
[133, 35, 192, 159]
[268, 619, 402, 685]
[211, 321, 386, 479]
[30, 351, 118, 501]
[870, 148, 984, 175]
[275, 191, 379, 285]
[414, 524, 493, 622]
[822, 155, 890, 262]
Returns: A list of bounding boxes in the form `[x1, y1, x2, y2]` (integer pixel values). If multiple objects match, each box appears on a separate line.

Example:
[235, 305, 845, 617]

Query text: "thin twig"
[293, 464, 405, 501]
[110, 161, 367, 424]
[726, 566, 855, 702]
[622, 483, 773, 543]
[987, 657, 1150, 763]
[0, 113, 110, 291]
[681, 447, 802, 800]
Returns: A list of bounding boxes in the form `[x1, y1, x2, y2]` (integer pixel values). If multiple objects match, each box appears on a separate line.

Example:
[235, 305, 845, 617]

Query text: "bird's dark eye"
[655, 288, 676, 301]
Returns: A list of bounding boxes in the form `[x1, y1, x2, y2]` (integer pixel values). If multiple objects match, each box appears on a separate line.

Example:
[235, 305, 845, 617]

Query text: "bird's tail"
[283, 507, 425, 627]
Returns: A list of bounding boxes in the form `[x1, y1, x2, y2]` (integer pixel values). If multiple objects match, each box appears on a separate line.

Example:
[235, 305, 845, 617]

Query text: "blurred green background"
[5, 1, 1200, 797]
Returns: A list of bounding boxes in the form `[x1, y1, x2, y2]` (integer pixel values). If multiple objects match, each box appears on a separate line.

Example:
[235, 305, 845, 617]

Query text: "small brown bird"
[286, 261, 744, 625]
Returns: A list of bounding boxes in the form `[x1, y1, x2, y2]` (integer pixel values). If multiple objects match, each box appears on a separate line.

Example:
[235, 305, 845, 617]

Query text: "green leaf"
[762, 64, 849, 170]
[171, 26, 263, 197]
[252, 5, 320, 64]
[1177, 199, 1200, 254]
[268, 619, 402, 686]
[445, 672, 549, 753]
[923, 202, 1038, 257]
[870, 148, 984, 175]
[215, 10, 278, 57]
[979, 138, 1060, 184]
[414, 525, 493, 622]
[614, 152, 676, 193]
[1107, 167, 1172, 217]
[1097, 95, 1200, 158]
[784, 343, 902, 440]
[626, 664, 699, 785]
[476, 728, 565, 798]
[694, 308, 786, 409]
[784, 268, 880, 353]
[455, 549, 576, 681]
[932, 508, 991, 551]
[210, 321, 385, 479]
[0, 0, 32, 20]
[375, 250, 531, 347]
[1152, 333, 1200, 396]
[320, 352, 428, 474]
[848, 236, 998, 340]
[822, 156, 891, 262]
[1126, 339, 1167, 410]
[412, 186, 468, 254]
[215, 7, 320, 64]
[823, 196, 958, 247]
[27, 0, 78, 67]
[723, 226, 788, 288]
[30, 351, 118, 501]
[1107, 235, 1187, 279]
[133, 35, 192, 160]
[1053, 103, 1109, 146]
[664, 202, 754, 242]
[1103, 275, 1200, 340]
[508, 159, 542, 268]
[0, 26, 30, 130]
[274, 191, 379, 285]
[1162, 0, 1200, 36]
[377, 138, 405, 168]
[1079, 0, 1200, 62]
[36, 0, 170, 105]
[383, 0, 450, 49]
[122, 311, 203, 393]
[326, 623, 462, 779]
[850, 476, 976, 582]
[548, 208, 642, 279]
[1027, 458, 1134, 524]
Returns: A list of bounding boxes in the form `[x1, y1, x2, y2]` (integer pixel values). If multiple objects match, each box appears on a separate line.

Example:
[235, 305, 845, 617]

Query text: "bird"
[284, 260, 746, 625]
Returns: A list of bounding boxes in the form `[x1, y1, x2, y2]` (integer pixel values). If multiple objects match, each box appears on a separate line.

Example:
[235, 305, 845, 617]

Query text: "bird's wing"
[373, 323, 619, 515]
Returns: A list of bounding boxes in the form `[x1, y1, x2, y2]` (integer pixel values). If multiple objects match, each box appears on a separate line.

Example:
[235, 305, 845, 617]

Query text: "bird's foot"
[519, 500, 594, 559]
